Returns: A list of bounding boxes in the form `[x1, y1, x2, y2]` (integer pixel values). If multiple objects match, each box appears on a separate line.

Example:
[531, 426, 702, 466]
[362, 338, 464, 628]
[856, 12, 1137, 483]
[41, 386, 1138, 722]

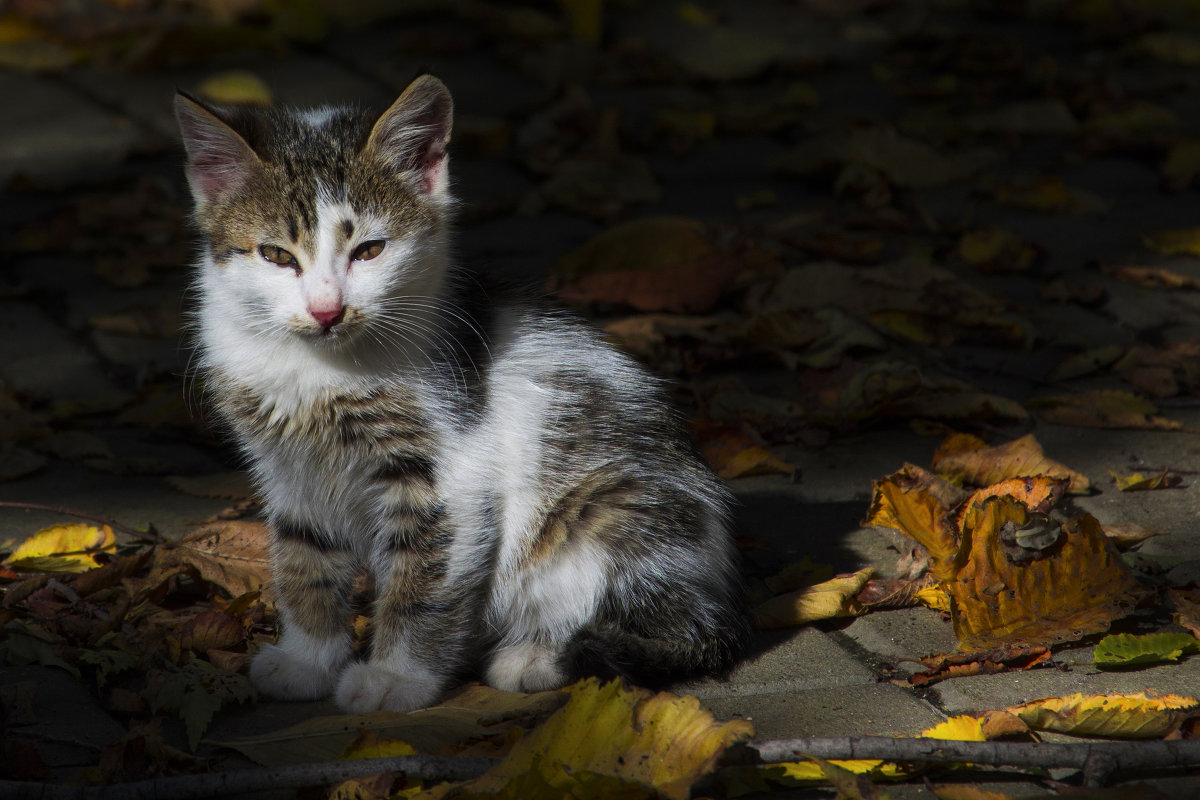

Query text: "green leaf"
[0, 624, 80, 678]
[80, 645, 139, 687]
[1095, 632, 1200, 670]
[146, 656, 255, 750]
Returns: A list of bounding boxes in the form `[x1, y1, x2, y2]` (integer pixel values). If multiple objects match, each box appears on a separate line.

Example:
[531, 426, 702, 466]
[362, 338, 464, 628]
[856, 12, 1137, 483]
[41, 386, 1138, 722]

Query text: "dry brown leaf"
[908, 646, 1051, 688]
[1104, 263, 1200, 290]
[1170, 587, 1200, 639]
[977, 710, 1031, 740]
[933, 433, 1090, 494]
[179, 609, 245, 653]
[150, 521, 272, 604]
[547, 216, 753, 313]
[1006, 692, 1199, 739]
[948, 498, 1147, 651]
[864, 464, 966, 581]
[1102, 520, 1164, 549]
[1030, 390, 1186, 430]
[693, 421, 794, 480]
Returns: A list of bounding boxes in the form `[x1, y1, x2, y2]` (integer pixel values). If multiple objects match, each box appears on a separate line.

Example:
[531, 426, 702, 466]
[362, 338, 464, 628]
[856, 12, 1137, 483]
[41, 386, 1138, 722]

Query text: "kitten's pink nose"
[309, 305, 345, 329]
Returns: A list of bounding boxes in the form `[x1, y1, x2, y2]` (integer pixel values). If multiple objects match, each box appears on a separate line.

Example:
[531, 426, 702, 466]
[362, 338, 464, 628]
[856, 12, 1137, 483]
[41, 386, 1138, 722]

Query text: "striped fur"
[177, 75, 749, 712]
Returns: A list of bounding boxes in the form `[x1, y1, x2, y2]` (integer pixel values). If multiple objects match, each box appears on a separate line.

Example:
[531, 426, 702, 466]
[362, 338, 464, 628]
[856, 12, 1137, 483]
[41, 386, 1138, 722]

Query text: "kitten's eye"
[352, 240, 385, 262]
[260, 245, 298, 267]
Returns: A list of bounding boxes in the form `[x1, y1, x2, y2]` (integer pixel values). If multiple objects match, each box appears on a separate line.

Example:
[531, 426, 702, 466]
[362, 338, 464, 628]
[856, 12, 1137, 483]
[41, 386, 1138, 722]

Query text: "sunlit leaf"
[751, 568, 873, 629]
[933, 433, 1089, 494]
[458, 679, 753, 800]
[864, 464, 965, 581]
[1007, 692, 1199, 739]
[1094, 632, 1200, 670]
[948, 499, 1147, 651]
[908, 646, 1051, 688]
[920, 715, 985, 741]
[148, 521, 272, 603]
[694, 421, 795, 480]
[915, 585, 952, 614]
[1104, 263, 1200, 290]
[4, 523, 116, 573]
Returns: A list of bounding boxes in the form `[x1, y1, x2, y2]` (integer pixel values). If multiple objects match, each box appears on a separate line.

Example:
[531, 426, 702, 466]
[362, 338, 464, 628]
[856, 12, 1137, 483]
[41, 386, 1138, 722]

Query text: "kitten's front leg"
[336, 510, 471, 712]
[251, 522, 357, 700]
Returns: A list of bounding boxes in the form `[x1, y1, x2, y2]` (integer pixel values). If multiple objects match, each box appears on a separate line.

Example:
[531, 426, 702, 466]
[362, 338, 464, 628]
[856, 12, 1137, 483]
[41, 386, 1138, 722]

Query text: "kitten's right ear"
[174, 90, 261, 205]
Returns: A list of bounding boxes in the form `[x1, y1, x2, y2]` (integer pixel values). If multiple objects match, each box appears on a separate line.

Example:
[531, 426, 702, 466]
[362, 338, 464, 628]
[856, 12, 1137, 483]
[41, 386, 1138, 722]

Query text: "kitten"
[175, 75, 749, 712]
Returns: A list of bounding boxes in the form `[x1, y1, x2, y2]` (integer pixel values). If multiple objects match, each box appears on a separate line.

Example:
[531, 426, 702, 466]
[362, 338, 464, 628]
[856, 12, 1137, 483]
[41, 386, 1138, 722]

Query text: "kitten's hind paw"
[335, 662, 441, 712]
[250, 643, 342, 701]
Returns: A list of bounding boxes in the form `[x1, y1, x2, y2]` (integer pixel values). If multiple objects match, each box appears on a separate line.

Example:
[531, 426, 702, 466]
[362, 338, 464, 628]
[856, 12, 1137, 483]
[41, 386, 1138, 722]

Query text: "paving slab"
[0, 73, 143, 182]
[707, 683, 945, 740]
[677, 626, 875, 700]
[838, 607, 960, 669]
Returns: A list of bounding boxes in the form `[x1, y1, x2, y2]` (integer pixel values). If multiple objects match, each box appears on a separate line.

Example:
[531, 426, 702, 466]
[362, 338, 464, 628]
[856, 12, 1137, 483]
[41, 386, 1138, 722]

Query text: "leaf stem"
[0, 501, 161, 544]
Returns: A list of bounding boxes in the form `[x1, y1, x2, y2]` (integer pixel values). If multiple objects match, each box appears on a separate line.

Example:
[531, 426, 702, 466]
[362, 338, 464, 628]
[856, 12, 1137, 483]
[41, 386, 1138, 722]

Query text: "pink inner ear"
[421, 152, 447, 194]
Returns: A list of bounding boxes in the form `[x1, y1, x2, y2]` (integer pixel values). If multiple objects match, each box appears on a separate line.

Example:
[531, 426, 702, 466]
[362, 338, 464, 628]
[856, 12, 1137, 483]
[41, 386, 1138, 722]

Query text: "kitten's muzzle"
[310, 304, 346, 331]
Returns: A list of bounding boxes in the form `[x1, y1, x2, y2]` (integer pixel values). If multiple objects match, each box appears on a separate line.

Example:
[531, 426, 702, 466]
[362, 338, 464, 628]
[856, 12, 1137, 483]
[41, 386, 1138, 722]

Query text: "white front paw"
[485, 643, 567, 692]
[250, 642, 343, 700]
[335, 662, 441, 712]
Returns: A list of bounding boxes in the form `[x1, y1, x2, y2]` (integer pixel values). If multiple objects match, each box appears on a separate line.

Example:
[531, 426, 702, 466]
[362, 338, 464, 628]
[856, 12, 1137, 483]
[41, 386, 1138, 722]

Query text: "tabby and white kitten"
[175, 75, 748, 712]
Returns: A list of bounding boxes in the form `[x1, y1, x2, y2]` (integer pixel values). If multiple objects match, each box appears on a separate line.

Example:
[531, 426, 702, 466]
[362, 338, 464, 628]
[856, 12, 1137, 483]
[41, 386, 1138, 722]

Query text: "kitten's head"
[176, 75, 454, 351]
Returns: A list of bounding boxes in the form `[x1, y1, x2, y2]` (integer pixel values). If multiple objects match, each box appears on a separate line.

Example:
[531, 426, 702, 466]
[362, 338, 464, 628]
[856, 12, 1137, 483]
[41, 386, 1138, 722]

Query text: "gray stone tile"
[838, 607, 959, 668]
[677, 627, 875, 700]
[934, 649, 1200, 716]
[0, 73, 142, 182]
[707, 683, 945, 740]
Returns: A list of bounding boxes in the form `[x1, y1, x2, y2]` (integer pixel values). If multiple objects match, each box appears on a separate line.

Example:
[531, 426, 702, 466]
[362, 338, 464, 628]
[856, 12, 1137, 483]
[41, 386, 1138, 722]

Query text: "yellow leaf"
[864, 464, 966, 581]
[933, 433, 1090, 494]
[1141, 227, 1200, 257]
[932, 785, 1019, 800]
[751, 568, 873, 629]
[920, 715, 985, 741]
[195, 71, 273, 106]
[340, 729, 418, 760]
[915, 585, 952, 614]
[4, 523, 116, 573]
[460, 678, 752, 800]
[1007, 692, 1199, 739]
[1109, 469, 1180, 491]
[948, 499, 1147, 651]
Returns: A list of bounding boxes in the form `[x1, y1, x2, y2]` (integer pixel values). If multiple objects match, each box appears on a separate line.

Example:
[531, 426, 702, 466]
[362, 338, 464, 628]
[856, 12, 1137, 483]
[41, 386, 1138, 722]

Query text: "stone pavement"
[5, 2, 1200, 797]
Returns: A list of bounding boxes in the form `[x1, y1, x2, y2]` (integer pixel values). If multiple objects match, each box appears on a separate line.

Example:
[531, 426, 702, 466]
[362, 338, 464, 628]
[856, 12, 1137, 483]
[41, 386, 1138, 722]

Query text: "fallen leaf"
[920, 715, 986, 741]
[340, 729, 418, 760]
[1104, 264, 1200, 290]
[956, 227, 1039, 273]
[1109, 469, 1181, 491]
[178, 609, 245, 653]
[751, 568, 873, 629]
[932, 785, 1022, 800]
[1101, 521, 1163, 550]
[4, 523, 116, 573]
[864, 464, 966, 581]
[1170, 587, 1200, 638]
[1050, 345, 1126, 381]
[992, 175, 1108, 214]
[456, 678, 753, 800]
[548, 216, 745, 313]
[1094, 632, 1200, 670]
[693, 421, 795, 480]
[149, 521, 272, 603]
[1141, 227, 1200, 257]
[1029, 390, 1186, 430]
[146, 656, 255, 750]
[908, 646, 1052, 688]
[762, 558, 834, 595]
[933, 433, 1090, 495]
[948, 499, 1148, 651]
[1006, 692, 1199, 739]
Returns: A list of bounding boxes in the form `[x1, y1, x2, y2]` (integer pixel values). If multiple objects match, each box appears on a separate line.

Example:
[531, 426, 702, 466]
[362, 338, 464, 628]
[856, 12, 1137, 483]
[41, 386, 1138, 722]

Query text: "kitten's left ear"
[366, 75, 454, 197]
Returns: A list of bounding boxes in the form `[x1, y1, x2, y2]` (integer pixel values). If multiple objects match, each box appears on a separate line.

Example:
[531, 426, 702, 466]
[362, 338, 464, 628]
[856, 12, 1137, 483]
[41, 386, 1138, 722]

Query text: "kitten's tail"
[560, 619, 749, 689]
